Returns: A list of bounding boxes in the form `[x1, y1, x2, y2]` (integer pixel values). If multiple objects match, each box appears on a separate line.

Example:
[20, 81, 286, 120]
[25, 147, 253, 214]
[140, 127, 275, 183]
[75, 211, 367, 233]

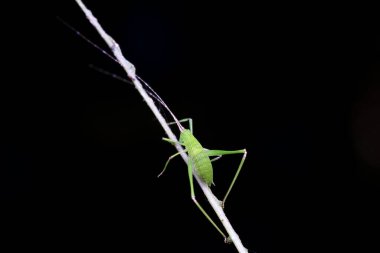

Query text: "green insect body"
[159, 117, 247, 243]
[136, 71, 247, 243]
[180, 129, 213, 186]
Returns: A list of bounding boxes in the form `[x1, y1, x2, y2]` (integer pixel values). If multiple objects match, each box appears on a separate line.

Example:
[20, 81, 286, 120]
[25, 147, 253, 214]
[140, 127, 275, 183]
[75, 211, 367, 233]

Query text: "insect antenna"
[88, 65, 184, 132]
[136, 76, 184, 132]
[57, 17, 119, 65]
[58, 17, 184, 131]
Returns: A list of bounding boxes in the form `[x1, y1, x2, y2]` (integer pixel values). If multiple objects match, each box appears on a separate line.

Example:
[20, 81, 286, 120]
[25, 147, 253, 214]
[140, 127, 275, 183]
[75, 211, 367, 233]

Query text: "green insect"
[145, 83, 247, 242]
[58, 17, 247, 242]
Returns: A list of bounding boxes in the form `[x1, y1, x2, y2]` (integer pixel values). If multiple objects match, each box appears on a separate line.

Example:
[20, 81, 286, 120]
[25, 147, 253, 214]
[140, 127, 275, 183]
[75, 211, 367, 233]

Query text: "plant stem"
[74, 1, 248, 252]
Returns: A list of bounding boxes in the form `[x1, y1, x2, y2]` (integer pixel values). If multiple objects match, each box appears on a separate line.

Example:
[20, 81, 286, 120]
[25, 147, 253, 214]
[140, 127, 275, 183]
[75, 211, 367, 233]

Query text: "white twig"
[74, 1, 248, 252]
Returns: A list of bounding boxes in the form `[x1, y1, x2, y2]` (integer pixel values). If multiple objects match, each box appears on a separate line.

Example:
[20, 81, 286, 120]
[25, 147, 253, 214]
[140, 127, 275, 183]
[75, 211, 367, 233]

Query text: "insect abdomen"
[192, 151, 213, 186]
[181, 130, 213, 186]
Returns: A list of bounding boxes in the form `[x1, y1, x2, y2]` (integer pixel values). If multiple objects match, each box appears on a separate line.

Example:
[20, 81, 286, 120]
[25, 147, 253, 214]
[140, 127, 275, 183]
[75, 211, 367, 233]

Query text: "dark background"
[2, 1, 379, 252]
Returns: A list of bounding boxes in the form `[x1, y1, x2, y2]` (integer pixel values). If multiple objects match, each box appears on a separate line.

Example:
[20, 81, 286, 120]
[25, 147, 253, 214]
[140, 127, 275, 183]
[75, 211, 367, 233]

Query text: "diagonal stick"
[74, 1, 248, 252]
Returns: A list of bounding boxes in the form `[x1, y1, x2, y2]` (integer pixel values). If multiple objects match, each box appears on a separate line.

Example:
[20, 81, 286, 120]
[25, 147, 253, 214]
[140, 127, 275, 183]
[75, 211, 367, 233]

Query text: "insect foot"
[224, 236, 232, 244]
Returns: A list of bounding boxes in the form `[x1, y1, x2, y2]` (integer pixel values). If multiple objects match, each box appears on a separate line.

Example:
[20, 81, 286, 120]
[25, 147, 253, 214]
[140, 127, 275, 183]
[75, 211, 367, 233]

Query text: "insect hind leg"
[187, 158, 228, 242]
[205, 149, 247, 209]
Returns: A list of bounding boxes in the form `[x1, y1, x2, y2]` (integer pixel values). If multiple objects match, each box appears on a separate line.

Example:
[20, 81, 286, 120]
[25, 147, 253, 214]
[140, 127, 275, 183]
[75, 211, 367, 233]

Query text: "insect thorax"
[180, 129, 201, 150]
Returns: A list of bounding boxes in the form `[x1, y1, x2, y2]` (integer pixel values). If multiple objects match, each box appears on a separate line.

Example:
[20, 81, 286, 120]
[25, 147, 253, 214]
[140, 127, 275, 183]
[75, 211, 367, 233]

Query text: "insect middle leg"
[206, 149, 247, 209]
[157, 149, 187, 178]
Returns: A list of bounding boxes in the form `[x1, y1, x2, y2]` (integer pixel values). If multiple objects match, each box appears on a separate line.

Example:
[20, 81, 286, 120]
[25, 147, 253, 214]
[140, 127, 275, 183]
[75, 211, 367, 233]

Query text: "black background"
[2, 1, 379, 252]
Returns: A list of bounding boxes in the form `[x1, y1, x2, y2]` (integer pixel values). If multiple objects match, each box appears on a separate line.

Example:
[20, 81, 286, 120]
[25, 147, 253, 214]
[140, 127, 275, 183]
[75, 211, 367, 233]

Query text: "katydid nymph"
[89, 66, 248, 243]
[138, 78, 248, 242]
[58, 17, 247, 243]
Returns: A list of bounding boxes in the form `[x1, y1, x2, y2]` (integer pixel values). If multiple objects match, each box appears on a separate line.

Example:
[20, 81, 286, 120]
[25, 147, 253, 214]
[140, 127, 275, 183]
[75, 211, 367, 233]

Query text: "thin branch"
[74, 1, 248, 252]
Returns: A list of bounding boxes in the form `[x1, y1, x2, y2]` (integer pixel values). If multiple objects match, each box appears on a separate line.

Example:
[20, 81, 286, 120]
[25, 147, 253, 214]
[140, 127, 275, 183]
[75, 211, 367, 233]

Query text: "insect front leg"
[168, 118, 193, 133]
[205, 149, 247, 209]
